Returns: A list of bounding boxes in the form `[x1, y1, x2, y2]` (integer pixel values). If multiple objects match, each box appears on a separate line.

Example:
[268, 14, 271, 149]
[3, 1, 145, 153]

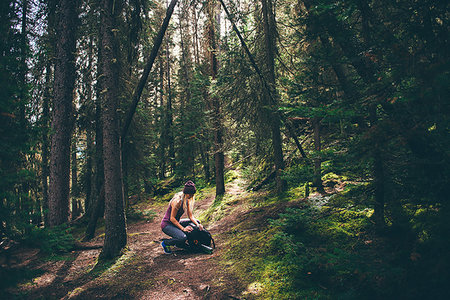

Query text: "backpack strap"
[205, 231, 215, 249]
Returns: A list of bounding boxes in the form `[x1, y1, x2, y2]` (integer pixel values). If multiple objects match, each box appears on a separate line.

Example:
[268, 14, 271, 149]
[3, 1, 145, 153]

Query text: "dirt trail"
[3, 178, 247, 300]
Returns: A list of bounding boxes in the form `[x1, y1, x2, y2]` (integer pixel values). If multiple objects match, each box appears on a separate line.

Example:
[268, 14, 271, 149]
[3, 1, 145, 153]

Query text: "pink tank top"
[161, 193, 185, 229]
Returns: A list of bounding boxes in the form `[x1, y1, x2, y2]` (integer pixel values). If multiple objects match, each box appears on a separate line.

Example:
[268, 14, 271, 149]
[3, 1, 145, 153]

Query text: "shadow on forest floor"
[0, 177, 247, 299]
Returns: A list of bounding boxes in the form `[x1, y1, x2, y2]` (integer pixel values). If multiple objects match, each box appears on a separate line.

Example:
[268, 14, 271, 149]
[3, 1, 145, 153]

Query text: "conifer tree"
[48, 0, 78, 226]
[99, 0, 127, 259]
[207, 0, 225, 196]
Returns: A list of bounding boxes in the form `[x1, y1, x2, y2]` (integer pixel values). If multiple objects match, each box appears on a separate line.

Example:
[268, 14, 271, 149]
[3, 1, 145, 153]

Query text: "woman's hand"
[198, 224, 204, 231]
[183, 225, 193, 233]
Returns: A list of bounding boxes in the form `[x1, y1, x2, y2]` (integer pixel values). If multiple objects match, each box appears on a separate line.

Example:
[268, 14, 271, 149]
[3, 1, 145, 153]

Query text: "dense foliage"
[0, 0, 448, 297]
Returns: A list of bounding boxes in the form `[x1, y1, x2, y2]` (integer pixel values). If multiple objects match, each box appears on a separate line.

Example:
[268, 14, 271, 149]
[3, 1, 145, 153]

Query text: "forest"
[0, 0, 449, 298]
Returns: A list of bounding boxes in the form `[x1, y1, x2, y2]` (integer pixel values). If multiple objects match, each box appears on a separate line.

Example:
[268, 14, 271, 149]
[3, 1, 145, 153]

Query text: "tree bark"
[122, 148, 129, 210]
[178, 8, 197, 178]
[71, 135, 80, 220]
[83, 36, 95, 214]
[48, 0, 77, 226]
[85, 128, 93, 213]
[261, 0, 286, 192]
[199, 141, 211, 182]
[42, 0, 56, 227]
[41, 63, 51, 226]
[166, 22, 175, 174]
[99, 0, 127, 259]
[84, 185, 104, 241]
[192, 2, 200, 65]
[84, 25, 105, 240]
[19, 0, 28, 124]
[285, 121, 307, 158]
[19, 0, 33, 228]
[158, 56, 166, 179]
[207, 0, 225, 196]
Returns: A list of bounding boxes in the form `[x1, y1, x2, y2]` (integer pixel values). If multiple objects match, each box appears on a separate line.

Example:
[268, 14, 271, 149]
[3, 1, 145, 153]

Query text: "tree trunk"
[122, 148, 129, 210]
[178, 10, 196, 178]
[261, 0, 286, 192]
[372, 148, 385, 227]
[84, 186, 104, 241]
[312, 118, 325, 193]
[19, 0, 28, 124]
[143, 169, 152, 194]
[99, 0, 127, 259]
[158, 57, 166, 179]
[166, 35, 175, 174]
[83, 36, 95, 214]
[42, 0, 56, 227]
[20, 0, 33, 228]
[370, 107, 385, 227]
[120, 0, 178, 145]
[48, 0, 77, 227]
[192, 3, 200, 65]
[85, 128, 94, 213]
[41, 63, 51, 226]
[71, 135, 79, 220]
[84, 26, 105, 240]
[207, 0, 225, 196]
[193, 3, 210, 182]
[199, 141, 211, 182]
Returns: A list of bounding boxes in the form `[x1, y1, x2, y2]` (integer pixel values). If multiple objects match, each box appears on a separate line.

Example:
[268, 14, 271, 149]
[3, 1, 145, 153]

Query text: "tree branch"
[219, 0, 307, 158]
[121, 0, 179, 145]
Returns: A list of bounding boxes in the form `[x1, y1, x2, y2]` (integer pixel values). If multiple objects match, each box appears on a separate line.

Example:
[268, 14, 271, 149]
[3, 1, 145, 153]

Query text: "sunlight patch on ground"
[66, 287, 85, 299]
[21, 272, 55, 289]
[243, 281, 263, 296]
[307, 193, 332, 208]
[98, 250, 136, 280]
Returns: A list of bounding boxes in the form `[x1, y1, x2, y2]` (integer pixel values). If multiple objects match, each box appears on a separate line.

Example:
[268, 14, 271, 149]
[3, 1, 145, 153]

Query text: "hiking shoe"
[161, 241, 172, 254]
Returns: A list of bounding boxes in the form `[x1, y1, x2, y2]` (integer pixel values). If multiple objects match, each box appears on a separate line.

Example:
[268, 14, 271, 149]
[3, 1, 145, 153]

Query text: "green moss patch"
[218, 188, 414, 299]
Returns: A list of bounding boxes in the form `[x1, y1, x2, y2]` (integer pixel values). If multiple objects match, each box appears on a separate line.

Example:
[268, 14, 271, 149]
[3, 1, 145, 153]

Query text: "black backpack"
[186, 223, 215, 253]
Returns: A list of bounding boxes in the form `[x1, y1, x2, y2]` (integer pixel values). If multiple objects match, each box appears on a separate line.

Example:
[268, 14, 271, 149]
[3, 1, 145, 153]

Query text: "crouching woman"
[160, 181, 203, 254]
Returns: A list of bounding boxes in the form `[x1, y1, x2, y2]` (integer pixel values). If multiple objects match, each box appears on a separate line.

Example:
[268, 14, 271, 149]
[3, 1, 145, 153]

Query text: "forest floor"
[1, 175, 256, 299]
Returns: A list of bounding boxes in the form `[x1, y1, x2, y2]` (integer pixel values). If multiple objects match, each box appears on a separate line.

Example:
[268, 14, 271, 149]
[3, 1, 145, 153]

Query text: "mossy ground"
[215, 174, 447, 299]
[3, 171, 448, 299]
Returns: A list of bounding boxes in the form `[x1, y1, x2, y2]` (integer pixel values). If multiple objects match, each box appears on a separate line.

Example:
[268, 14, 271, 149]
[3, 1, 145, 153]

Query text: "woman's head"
[182, 181, 196, 211]
[183, 180, 196, 195]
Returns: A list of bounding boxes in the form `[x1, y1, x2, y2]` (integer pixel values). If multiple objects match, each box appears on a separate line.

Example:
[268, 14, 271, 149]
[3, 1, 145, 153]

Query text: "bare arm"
[169, 199, 192, 232]
[187, 199, 203, 230]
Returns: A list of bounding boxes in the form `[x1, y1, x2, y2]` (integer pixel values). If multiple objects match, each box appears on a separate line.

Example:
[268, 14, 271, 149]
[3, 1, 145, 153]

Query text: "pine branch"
[219, 0, 307, 158]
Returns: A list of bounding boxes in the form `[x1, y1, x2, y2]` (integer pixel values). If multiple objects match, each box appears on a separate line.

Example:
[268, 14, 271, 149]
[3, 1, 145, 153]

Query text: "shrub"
[22, 225, 75, 254]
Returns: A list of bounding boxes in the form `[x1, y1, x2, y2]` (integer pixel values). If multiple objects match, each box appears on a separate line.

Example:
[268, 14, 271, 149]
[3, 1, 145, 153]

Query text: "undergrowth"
[126, 208, 157, 222]
[221, 184, 450, 299]
[199, 192, 241, 225]
[21, 224, 75, 254]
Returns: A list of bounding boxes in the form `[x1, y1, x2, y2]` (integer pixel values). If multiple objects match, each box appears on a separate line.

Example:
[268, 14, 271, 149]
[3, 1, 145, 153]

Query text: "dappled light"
[1, 0, 448, 299]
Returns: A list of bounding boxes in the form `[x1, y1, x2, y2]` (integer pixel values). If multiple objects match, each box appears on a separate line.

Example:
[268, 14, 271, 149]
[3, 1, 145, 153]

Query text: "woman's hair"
[184, 193, 195, 212]
[170, 191, 194, 213]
